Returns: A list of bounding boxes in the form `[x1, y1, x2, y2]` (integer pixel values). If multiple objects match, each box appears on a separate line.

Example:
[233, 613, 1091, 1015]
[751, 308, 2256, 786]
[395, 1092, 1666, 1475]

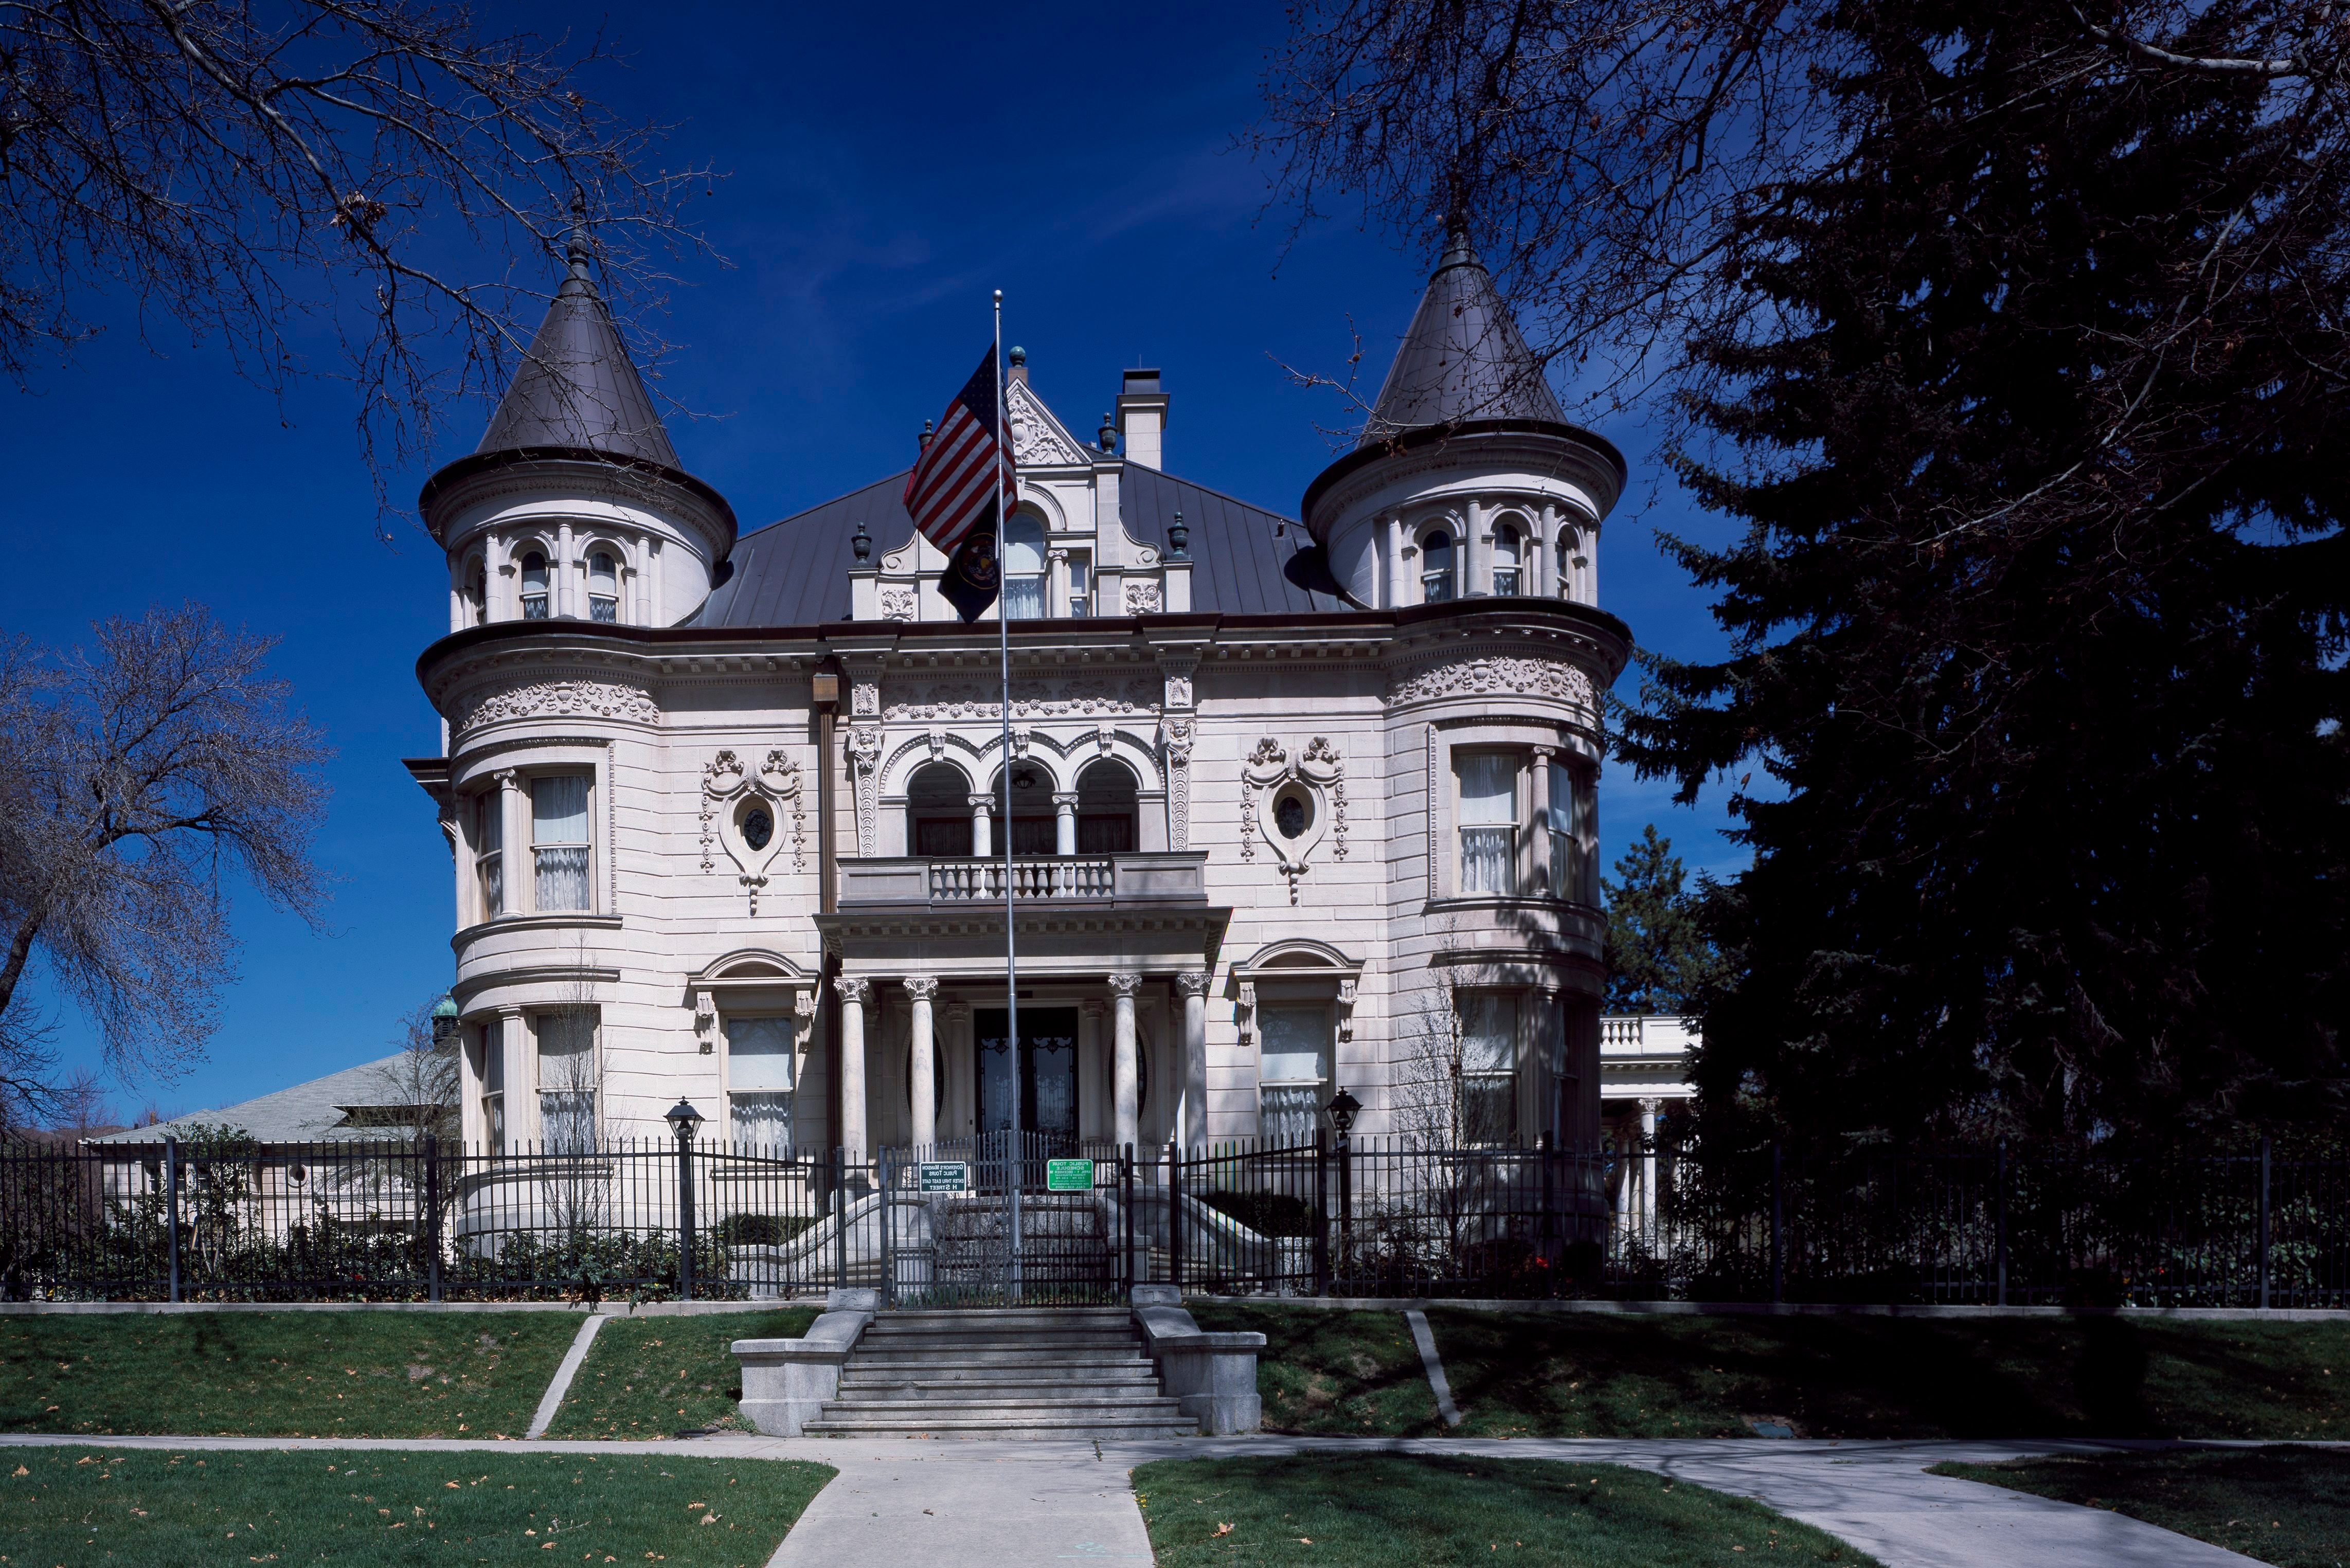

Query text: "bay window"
[535, 1009, 597, 1153]
[1258, 1005, 1331, 1144]
[478, 1017, 506, 1151]
[531, 774, 591, 912]
[1456, 751, 1520, 895]
[1458, 992, 1520, 1144]
[1548, 764, 1577, 901]
[474, 789, 505, 918]
[726, 1015, 797, 1149]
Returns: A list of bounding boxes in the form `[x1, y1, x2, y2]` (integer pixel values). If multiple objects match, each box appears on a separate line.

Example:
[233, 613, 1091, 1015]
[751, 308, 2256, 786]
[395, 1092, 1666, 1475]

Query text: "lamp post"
[1325, 1087, 1360, 1285]
[666, 1099, 704, 1300]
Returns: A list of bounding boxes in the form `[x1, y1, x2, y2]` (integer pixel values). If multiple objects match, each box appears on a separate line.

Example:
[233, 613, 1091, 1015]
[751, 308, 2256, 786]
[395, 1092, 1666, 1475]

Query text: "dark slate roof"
[1361, 232, 1566, 447]
[88, 1055, 430, 1147]
[475, 242, 678, 466]
[686, 464, 1353, 628]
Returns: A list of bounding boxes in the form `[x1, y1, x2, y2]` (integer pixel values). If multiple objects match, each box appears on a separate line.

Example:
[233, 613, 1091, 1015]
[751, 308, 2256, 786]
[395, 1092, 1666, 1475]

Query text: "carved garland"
[882, 676, 1158, 723]
[701, 749, 806, 915]
[452, 679, 659, 735]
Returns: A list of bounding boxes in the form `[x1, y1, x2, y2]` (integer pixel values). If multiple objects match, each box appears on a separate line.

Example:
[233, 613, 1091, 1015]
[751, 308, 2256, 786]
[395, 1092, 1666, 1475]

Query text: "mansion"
[406, 230, 1632, 1162]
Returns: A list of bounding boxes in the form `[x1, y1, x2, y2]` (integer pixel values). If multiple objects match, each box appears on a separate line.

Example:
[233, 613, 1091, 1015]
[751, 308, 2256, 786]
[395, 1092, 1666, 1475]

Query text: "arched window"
[1075, 759, 1138, 855]
[520, 550, 551, 619]
[587, 551, 619, 624]
[1492, 520, 1523, 596]
[1002, 513, 1046, 619]
[906, 763, 974, 857]
[994, 763, 1055, 857]
[1420, 529, 1455, 604]
[1556, 526, 1582, 601]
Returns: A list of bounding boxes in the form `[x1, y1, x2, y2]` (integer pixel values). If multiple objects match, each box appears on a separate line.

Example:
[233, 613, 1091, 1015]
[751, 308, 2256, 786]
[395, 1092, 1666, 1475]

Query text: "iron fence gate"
[874, 1133, 1133, 1307]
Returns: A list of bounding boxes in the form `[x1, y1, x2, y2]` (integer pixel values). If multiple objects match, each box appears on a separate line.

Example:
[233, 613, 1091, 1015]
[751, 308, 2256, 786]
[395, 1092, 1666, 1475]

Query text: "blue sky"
[1, 1, 1744, 1121]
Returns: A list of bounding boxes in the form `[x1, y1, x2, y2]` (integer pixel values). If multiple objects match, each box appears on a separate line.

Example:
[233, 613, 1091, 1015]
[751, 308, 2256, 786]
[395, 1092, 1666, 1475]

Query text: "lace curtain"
[1457, 752, 1518, 894]
[1259, 1005, 1329, 1143]
[1458, 993, 1520, 1145]
[730, 1092, 794, 1151]
[537, 1010, 597, 1154]
[532, 775, 590, 912]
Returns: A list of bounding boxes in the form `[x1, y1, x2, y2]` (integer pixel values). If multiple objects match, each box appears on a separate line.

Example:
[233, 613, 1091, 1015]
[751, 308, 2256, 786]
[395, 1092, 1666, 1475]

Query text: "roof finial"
[565, 186, 591, 275]
[1008, 345, 1026, 367]
[1168, 509, 1188, 560]
[1437, 209, 1476, 272]
[1098, 411, 1117, 452]
[851, 518, 871, 563]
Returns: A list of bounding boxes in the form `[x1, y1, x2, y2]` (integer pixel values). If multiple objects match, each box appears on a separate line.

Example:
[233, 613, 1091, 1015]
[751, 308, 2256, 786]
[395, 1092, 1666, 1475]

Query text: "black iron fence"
[2, 1131, 2342, 1306]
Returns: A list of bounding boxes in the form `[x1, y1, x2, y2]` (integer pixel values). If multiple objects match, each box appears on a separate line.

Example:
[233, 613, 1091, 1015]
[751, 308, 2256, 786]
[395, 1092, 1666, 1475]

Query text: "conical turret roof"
[1359, 230, 1565, 447]
[474, 238, 678, 466]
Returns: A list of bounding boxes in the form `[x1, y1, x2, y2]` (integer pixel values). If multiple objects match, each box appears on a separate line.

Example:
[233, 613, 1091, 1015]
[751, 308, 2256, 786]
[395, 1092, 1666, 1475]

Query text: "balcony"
[837, 852, 1209, 910]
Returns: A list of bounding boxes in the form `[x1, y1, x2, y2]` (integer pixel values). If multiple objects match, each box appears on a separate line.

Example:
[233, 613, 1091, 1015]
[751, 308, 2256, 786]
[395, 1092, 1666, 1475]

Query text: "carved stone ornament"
[1236, 980, 1258, 1047]
[451, 679, 659, 735]
[694, 988, 716, 1054]
[1006, 379, 1091, 467]
[701, 748, 806, 913]
[878, 587, 917, 622]
[1337, 977, 1358, 1041]
[1123, 579, 1162, 615]
[1160, 716, 1196, 852]
[1387, 655, 1598, 716]
[882, 676, 1157, 723]
[1241, 735, 1346, 903]
[847, 725, 883, 856]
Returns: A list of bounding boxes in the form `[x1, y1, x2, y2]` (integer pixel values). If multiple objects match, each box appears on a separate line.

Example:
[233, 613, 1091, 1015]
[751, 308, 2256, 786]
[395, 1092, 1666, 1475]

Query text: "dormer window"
[1492, 521, 1523, 596]
[521, 551, 551, 619]
[1002, 514, 1046, 619]
[588, 551, 618, 623]
[1420, 530, 1456, 603]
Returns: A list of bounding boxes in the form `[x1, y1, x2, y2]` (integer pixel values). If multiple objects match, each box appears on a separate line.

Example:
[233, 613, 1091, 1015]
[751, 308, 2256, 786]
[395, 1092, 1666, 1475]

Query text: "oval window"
[742, 806, 774, 851]
[1273, 790, 1312, 840]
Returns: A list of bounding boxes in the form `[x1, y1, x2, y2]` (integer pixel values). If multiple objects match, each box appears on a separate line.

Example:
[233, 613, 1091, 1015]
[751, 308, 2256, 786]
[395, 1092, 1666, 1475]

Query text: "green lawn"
[0, 1446, 831, 1566]
[1195, 1304, 2350, 1439]
[544, 1308, 817, 1439]
[1931, 1447, 2350, 1568]
[1, 1311, 581, 1438]
[1131, 1454, 1877, 1566]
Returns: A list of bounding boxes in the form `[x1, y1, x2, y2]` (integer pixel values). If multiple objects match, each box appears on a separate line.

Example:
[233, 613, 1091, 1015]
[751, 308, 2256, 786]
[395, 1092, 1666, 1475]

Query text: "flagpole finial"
[993, 288, 1003, 304]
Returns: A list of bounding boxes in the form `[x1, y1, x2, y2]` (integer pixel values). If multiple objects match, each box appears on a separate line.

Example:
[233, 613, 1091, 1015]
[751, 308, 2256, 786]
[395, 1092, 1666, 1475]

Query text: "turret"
[1301, 228, 1624, 609]
[419, 223, 736, 632]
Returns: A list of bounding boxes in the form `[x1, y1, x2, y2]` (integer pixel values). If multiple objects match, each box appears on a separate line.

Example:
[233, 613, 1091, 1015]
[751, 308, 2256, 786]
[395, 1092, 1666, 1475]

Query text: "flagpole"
[994, 287, 1021, 1300]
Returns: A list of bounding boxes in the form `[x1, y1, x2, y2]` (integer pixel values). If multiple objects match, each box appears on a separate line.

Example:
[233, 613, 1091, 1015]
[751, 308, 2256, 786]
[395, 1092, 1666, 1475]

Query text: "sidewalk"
[0, 1431, 2275, 1567]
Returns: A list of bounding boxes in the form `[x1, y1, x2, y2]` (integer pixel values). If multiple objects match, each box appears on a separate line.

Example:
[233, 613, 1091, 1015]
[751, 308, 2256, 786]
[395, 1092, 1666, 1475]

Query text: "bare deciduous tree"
[0, 0, 716, 512]
[0, 603, 331, 1119]
[370, 995, 460, 1146]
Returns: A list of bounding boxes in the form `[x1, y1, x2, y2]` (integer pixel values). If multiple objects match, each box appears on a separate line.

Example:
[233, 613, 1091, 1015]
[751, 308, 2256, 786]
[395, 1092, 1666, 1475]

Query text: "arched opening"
[520, 550, 551, 619]
[1492, 518, 1524, 596]
[1556, 525, 1583, 600]
[992, 762, 1056, 856]
[1075, 759, 1138, 854]
[1419, 529, 1455, 603]
[906, 762, 974, 857]
[463, 556, 488, 626]
[1002, 512, 1047, 619]
[587, 550, 619, 623]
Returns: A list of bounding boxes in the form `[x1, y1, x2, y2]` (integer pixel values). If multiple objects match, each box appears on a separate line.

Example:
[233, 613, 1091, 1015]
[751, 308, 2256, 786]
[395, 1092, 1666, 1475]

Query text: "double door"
[974, 1006, 1079, 1152]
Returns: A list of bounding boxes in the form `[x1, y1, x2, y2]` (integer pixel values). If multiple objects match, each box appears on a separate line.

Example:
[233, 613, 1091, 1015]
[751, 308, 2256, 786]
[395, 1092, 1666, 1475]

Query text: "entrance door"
[975, 1007, 1079, 1151]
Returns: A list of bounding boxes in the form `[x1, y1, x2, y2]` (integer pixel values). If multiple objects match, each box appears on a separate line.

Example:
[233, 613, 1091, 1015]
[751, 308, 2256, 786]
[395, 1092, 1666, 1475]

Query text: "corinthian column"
[1177, 972, 1210, 1156]
[1108, 974, 1142, 1152]
[904, 977, 939, 1150]
[835, 977, 871, 1165]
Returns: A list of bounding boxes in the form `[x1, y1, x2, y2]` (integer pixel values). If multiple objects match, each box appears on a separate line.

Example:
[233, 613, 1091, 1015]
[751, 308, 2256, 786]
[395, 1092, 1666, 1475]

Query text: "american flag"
[904, 346, 1018, 557]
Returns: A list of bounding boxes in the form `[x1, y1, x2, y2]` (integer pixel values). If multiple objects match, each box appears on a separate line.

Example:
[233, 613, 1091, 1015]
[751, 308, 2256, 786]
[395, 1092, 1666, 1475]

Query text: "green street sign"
[916, 1161, 970, 1193]
[1045, 1158, 1096, 1192]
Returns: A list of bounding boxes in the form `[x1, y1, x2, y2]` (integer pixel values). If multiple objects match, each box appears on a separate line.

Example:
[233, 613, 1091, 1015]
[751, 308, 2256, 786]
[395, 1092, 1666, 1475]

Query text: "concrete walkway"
[0, 1431, 2277, 1567]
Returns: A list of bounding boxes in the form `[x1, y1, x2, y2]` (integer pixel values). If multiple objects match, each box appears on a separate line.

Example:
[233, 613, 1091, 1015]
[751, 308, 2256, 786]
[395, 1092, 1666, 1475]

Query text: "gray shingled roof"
[1360, 232, 1566, 446]
[687, 464, 1352, 628]
[88, 1055, 431, 1147]
[476, 242, 678, 466]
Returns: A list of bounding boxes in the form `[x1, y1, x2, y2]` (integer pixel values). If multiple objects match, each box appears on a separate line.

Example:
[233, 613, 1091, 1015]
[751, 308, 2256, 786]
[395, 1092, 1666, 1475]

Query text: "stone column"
[1108, 974, 1142, 1152]
[1530, 747, 1556, 898]
[836, 978, 871, 1166]
[555, 520, 576, 619]
[904, 978, 938, 1151]
[1638, 1096, 1661, 1234]
[944, 1000, 973, 1137]
[495, 769, 522, 918]
[1385, 516, 1407, 608]
[1079, 998, 1106, 1142]
[1463, 499, 1487, 597]
[1537, 505, 1561, 599]
[1177, 972, 1210, 1157]
[968, 792, 994, 859]
[1052, 791, 1079, 856]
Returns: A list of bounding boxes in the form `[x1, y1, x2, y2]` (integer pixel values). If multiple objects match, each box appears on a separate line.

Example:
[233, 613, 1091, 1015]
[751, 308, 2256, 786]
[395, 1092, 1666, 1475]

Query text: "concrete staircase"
[799, 1306, 1196, 1438]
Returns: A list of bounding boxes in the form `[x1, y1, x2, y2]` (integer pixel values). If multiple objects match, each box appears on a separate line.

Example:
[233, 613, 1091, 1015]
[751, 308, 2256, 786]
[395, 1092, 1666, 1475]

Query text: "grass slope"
[0, 1446, 831, 1566]
[1426, 1313, 2350, 1439]
[1132, 1454, 1877, 1566]
[3, 1311, 581, 1438]
[1931, 1447, 2350, 1568]
[1186, 1305, 1442, 1434]
[545, 1308, 818, 1439]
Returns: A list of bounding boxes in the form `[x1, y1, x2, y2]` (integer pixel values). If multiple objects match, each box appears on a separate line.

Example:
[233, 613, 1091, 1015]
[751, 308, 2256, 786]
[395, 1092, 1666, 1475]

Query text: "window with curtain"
[475, 789, 504, 918]
[1548, 764, 1576, 900]
[1456, 752, 1519, 895]
[1457, 992, 1520, 1144]
[531, 774, 591, 911]
[588, 551, 619, 623]
[536, 1010, 597, 1153]
[1258, 1004, 1330, 1143]
[1420, 530, 1455, 603]
[1492, 521, 1523, 595]
[1067, 554, 1090, 617]
[479, 1017, 506, 1151]
[1002, 514, 1046, 619]
[726, 1015, 797, 1150]
[521, 551, 551, 619]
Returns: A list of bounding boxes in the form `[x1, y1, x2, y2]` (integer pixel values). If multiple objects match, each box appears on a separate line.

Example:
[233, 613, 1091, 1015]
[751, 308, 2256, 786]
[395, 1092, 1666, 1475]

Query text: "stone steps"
[809, 1305, 1195, 1440]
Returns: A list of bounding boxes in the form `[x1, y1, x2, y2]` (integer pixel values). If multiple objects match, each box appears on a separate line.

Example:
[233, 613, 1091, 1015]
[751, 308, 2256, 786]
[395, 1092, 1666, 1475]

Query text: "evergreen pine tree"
[1602, 826, 1724, 1015]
